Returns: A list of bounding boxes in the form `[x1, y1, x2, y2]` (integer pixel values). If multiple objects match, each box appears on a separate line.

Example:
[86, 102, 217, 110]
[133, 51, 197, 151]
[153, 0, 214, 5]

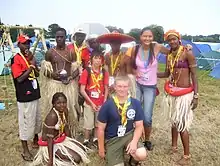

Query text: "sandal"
[171, 146, 178, 154]
[32, 142, 39, 149]
[21, 153, 33, 161]
[129, 156, 141, 166]
[176, 155, 191, 165]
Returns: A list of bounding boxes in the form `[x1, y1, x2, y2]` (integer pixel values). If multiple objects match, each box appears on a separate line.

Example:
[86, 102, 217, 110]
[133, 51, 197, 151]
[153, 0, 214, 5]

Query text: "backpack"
[78, 67, 106, 106]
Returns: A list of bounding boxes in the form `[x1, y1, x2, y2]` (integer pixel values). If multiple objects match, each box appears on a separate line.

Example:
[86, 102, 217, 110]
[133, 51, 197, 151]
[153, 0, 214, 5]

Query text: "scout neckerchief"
[89, 67, 103, 93]
[112, 95, 131, 127]
[110, 52, 122, 76]
[73, 42, 87, 64]
[19, 52, 36, 80]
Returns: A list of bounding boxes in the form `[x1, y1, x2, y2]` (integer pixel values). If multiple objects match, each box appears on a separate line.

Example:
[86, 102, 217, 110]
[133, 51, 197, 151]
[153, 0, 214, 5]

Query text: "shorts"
[105, 131, 144, 166]
[83, 103, 99, 130]
[17, 99, 42, 140]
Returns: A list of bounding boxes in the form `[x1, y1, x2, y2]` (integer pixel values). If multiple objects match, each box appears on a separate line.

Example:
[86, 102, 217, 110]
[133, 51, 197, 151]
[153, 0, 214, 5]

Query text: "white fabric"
[32, 137, 91, 166]
[17, 99, 42, 140]
[163, 91, 194, 132]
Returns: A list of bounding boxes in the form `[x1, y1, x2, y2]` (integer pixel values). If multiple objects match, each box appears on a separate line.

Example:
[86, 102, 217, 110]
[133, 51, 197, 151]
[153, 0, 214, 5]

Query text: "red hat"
[17, 35, 32, 44]
[96, 32, 135, 44]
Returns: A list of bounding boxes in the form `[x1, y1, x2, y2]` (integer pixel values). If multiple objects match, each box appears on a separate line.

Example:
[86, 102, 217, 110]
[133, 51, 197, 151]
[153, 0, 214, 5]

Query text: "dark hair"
[90, 50, 103, 59]
[52, 92, 67, 105]
[56, 27, 67, 36]
[132, 27, 155, 69]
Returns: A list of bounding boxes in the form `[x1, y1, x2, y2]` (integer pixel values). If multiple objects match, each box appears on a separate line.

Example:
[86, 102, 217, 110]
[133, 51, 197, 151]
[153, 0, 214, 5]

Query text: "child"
[79, 50, 109, 147]
[32, 92, 90, 166]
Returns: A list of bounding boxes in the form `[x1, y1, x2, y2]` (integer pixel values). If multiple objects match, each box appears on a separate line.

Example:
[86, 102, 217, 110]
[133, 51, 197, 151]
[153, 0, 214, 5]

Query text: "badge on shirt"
[32, 79, 38, 89]
[127, 109, 136, 120]
[109, 76, 115, 86]
[141, 72, 149, 81]
[117, 125, 126, 137]
[91, 91, 99, 99]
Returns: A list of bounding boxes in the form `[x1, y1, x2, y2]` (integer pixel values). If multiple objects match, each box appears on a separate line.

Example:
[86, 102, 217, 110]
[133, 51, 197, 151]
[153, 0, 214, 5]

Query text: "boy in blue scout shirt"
[97, 75, 147, 166]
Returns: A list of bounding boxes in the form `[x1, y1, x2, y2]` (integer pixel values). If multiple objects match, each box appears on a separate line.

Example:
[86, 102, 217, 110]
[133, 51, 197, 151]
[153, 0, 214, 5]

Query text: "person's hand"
[98, 149, 105, 159]
[91, 103, 98, 112]
[185, 44, 193, 51]
[191, 98, 198, 110]
[51, 72, 60, 80]
[126, 140, 137, 155]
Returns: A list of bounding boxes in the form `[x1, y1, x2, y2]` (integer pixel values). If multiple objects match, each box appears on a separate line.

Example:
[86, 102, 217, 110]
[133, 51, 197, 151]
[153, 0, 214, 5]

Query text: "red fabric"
[96, 33, 135, 44]
[17, 35, 31, 43]
[67, 44, 90, 68]
[79, 69, 109, 106]
[164, 81, 193, 97]
[38, 133, 66, 146]
[156, 87, 160, 96]
[11, 53, 29, 79]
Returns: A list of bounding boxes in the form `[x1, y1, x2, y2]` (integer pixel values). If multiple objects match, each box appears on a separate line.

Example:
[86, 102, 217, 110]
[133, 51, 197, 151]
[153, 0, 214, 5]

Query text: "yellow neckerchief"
[112, 95, 131, 127]
[73, 42, 87, 64]
[19, 52, 36, 80]
[89, 67, 103, 93]
[110, 52, 122, 76]
[53, 108, 66, 134]
[167, 45, 184, 86]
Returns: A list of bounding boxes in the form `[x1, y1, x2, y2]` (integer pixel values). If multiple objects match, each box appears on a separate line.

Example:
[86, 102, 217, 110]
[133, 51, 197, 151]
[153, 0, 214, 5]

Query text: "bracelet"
[29, 65, 36, 69]
[193, 93, 199, 99]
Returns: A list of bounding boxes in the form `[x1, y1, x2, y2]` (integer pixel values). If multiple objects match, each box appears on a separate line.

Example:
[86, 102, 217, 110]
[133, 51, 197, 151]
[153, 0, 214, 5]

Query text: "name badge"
[91, 91, 99, 99]
[141, 72, 149, 81]
[32, 79, 38, 89]
[117, 125, 126, 137]
[109, 76, 115, 86]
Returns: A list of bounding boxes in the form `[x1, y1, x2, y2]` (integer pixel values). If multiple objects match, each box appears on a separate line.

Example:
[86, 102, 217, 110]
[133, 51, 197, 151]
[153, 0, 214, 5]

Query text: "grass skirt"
[40, 60, 80, 136]
[32, 136, 90, 166]
[163, 91, 194, 132]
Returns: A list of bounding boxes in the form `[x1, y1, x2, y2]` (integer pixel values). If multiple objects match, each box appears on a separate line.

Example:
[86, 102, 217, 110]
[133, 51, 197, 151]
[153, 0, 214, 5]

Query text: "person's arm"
[126, 100, 144, 154]
[157, 55, 170, 78]
[97, 103, 108, 158]
[104, 72, 109, 102]
[79, 70, 98, 111]
[11, 56, 35, 83]
[64, 108, 71, 137]
[187, 51, 198, 109]
[44, 112, 57, 166]
[97, 121, 107, 158]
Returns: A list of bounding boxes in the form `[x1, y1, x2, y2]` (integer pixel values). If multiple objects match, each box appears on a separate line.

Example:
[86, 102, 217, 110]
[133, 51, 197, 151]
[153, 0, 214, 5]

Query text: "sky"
[0, 0, 219, 36]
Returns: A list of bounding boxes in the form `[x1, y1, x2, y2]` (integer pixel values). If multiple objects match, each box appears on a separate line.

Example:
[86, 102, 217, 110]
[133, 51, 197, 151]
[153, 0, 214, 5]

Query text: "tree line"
[0, 20, 219, 43]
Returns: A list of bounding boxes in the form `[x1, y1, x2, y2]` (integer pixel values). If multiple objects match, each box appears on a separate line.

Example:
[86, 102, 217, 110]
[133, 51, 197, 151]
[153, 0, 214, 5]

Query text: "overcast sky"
[1, 0, 219, 35]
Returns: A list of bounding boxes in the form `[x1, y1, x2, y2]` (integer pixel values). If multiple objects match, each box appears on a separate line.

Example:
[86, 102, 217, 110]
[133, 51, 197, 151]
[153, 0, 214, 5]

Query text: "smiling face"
[114, 79, 130, 98]
[167, 35, 180, 50]
[140, 30, 154, 46]
[53, 95, 67, 113]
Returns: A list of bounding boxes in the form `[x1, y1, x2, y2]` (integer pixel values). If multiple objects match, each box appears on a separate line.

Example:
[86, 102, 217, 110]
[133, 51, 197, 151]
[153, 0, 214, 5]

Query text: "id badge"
[109, 76, 115, 86]
[91, 91, 99, 99]
[142, 73, 149, 81]
[117, 125, 126, 137]
[32, 79, 38, 89]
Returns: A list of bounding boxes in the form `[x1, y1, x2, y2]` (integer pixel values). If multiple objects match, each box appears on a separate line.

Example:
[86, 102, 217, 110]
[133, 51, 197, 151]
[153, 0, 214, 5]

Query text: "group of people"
[10, 26, 198, 166]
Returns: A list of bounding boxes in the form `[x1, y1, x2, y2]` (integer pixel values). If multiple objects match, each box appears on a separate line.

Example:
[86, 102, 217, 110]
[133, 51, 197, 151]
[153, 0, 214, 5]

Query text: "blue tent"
[210, 62, 220, 79]
[196, 44, 212, 53]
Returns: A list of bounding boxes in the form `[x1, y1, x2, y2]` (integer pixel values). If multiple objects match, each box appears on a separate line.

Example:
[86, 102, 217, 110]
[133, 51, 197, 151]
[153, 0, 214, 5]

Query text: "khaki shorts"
[105, 130, 144, 166]
[83, 103, 99, 130]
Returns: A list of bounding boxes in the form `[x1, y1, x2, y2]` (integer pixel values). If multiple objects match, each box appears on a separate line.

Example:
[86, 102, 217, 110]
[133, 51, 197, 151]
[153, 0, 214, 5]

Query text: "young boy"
[79, 50, 109, 146]
[97, 75, 147, 166]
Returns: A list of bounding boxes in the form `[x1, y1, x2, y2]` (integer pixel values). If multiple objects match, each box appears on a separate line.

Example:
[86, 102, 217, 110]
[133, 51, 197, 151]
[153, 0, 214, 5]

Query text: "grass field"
[0, 65, 220, 166]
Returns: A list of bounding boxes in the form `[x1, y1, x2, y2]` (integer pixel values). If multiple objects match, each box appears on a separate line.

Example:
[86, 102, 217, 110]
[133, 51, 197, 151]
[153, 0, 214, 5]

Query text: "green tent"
[197, 51, 220, 70]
